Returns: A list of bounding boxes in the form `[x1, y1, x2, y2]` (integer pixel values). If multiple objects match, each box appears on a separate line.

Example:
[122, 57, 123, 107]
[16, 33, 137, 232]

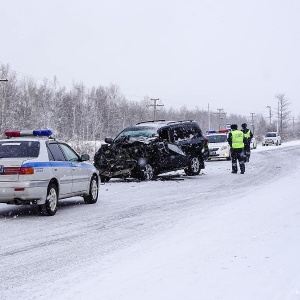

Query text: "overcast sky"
[1, 0, 300, 119]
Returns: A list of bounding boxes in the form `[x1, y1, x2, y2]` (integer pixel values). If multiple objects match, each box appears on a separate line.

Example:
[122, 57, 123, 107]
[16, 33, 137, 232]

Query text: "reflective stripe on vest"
[244, 129, 251, 138]
[232, 130, 244, 148]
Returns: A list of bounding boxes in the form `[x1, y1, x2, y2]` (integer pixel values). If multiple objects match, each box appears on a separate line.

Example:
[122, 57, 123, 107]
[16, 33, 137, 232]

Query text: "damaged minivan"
[94, 120, 209, 182]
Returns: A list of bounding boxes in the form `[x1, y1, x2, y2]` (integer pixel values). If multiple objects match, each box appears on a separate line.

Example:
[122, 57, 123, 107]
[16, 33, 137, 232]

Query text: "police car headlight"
[219, 146, 228, 151]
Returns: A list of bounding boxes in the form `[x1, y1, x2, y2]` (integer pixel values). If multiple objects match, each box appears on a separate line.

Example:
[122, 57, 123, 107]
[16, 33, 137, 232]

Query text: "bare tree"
[0, 65, 20, 132]
[275, 93, 291, 140]
[255, 114, 268, 141]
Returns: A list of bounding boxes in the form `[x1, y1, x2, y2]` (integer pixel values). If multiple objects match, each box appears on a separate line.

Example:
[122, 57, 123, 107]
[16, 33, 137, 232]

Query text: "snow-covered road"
[1, 141, 300, 300]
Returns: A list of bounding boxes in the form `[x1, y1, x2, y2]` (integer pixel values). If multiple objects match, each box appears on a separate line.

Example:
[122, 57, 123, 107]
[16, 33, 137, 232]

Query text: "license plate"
[0, 165, 3, 173]
[209, 151, 216, 156]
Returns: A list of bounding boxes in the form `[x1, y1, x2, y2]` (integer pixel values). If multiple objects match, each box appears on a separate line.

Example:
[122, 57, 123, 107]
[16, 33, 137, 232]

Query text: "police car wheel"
[39, 183, 58, 216]
[83, 175, 99, 204]
[184, 156, 201, 176]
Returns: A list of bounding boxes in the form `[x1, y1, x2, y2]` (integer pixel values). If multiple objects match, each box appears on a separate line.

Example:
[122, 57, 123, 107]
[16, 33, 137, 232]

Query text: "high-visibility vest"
[232, 130, 244, 149]
[244, 129, 251, 138]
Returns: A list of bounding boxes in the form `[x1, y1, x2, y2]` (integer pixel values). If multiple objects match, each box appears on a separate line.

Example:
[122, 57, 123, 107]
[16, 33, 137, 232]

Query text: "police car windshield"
[0, 141, 40, 158]
[266, 133, 276, 137]
[206, 134, 228, 143]
[114, 126, 157, 141]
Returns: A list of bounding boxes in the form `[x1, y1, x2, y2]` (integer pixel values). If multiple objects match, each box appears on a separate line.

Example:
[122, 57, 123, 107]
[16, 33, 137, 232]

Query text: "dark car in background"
[94, 120, 209, 182]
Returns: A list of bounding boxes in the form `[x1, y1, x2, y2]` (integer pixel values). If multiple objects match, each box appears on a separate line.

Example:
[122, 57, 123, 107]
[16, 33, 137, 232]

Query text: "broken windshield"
[114, 126, 157, 142]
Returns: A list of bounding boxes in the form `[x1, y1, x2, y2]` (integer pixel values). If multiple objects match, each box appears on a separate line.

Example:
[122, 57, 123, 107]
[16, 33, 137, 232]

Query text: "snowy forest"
[1, 63, 299, 155]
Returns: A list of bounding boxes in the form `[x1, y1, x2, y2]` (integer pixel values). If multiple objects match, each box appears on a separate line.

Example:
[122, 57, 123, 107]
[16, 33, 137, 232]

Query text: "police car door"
[47, 142, 73, 197]
[58, 143, 89, 194]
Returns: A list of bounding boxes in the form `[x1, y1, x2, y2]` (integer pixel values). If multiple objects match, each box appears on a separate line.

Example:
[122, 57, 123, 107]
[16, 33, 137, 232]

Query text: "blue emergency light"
[206, 130, 217, 134]
[5, 129, 53, 137]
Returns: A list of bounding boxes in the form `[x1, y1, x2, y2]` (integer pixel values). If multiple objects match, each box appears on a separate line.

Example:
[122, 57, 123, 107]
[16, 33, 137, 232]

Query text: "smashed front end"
[93, 135, 166, 181]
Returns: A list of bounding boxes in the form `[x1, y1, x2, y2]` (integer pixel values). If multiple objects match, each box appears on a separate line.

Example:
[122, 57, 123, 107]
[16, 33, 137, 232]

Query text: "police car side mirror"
[81, 153, 90, 161]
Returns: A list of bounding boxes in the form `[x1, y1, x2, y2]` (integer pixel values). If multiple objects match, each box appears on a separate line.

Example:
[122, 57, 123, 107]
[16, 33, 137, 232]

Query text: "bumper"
[263, 141, 276, 145]
[0, 180, 48, 204]
[209, 149, 230, 159]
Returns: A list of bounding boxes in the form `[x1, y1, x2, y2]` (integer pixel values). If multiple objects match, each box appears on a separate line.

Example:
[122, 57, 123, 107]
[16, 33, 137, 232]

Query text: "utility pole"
[208, 103, 211, 130]
[266, 106, 272, 124]
[250, 112, 255, 134]
[0, 79, 8, 132]
[277, 100, 279, 134]
[148, 98, 164, 121]
[213, 108, 226, 130]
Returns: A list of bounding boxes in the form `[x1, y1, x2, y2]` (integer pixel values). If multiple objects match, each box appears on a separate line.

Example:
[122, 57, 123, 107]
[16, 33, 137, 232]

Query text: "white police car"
[206, 130, 231, 160]
[0, 129, 99, 216]
[250, 137, 257, 149]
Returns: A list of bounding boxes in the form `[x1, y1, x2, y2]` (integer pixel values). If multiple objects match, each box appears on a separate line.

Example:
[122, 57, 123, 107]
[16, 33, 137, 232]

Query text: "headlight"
[219, 146, 228, 151]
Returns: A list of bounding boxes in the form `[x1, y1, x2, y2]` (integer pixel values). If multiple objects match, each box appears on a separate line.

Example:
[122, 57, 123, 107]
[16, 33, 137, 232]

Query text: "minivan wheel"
[39, 183, 58, 216]
[139, 163, 154, 181]
[100, 175, 110, 183]
[184, 156, 201, 176]
[84, 175, 99, 204]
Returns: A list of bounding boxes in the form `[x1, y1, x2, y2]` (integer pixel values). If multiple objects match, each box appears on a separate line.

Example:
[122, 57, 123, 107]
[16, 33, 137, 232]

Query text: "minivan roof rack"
[136, 120, 166, 125]
[135, 120, 195, 125]
[167, 120, 194, 125]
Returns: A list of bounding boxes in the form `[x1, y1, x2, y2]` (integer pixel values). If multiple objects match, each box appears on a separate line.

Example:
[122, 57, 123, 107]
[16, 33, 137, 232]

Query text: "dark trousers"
[244, 142, 251, 162]
[231, 148, 245, 173]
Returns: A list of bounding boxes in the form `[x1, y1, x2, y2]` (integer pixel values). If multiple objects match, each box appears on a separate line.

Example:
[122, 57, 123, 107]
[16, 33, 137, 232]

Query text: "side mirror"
[104, 137, 113, 144]
[81, 153, 90, 161]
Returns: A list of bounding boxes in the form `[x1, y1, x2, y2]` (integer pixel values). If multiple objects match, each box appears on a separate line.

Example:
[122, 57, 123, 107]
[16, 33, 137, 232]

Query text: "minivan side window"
[173, 124, 201, 141]
[186, 124, 201, 139]
[173, 127, 186, 141]
[159, 128, 170, 142]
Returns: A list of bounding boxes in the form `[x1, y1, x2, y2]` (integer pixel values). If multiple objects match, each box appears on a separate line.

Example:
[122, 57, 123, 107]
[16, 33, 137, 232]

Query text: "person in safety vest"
[227, 124, 246, 174]
[241, 123, 253, 162]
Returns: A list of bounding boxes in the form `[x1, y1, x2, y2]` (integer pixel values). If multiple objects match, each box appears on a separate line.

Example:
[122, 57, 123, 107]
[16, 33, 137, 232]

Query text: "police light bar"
[206, 129, 229, 135]
[5, 129, 53, 137]
[219, 129, 229, 133]
[206, 130, 217, 134]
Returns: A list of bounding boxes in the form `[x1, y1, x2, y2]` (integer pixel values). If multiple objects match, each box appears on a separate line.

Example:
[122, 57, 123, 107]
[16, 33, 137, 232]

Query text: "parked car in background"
[206, 130, 231, 160]
[250, 137, 257, 149]
[0, 129, 99, 216]
[262, 132, 281, 146]
[94, 120, 209, 182]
